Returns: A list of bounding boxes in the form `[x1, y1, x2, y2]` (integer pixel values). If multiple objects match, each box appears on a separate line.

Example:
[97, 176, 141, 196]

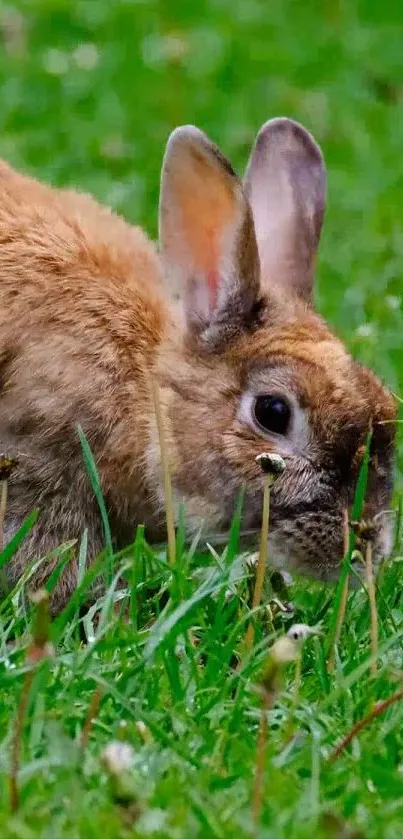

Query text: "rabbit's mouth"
[267, 508, 394, 581]
[204, 507, 394, 582]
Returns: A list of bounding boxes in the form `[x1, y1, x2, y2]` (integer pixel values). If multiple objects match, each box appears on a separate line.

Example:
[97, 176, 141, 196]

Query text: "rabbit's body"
[0, 120, 396, 609]
[0, 161, 169, 595]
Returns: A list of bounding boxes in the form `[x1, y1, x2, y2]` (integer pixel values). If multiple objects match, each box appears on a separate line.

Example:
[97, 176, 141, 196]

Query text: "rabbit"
[0, 117, 396, 611]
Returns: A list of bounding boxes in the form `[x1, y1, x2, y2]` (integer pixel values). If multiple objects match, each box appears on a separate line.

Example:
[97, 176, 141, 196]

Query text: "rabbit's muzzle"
[267, 508, 392, 580]
[236, 492, 394, 581]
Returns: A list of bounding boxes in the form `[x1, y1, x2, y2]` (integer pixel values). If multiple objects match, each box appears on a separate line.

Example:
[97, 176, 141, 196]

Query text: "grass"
[1, 0, 403, 836]
[2, 504, 403, 838]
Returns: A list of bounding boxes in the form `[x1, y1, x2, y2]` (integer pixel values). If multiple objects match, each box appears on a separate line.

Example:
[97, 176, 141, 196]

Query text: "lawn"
[1, 1, 403, 836]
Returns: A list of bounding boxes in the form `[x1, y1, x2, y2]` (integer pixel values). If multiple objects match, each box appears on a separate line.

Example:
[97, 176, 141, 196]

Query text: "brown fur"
[0, 160, 169, 601]
[0, 120, 396, 609]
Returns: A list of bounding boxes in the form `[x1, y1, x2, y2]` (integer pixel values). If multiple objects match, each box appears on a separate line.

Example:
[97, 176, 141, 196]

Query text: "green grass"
[1, 0, 403, 836]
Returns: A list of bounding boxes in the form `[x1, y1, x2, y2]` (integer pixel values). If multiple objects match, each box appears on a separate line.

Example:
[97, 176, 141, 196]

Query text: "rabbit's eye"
[253, 395, 291, 436]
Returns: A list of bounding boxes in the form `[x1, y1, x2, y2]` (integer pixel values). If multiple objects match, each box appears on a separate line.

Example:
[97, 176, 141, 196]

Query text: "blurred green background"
[1, 0, 402, 455]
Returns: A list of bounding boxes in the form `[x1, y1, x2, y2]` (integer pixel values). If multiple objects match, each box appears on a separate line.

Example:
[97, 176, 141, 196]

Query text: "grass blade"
[77, 424, 113, 577]
[326, 430, 372, 661]
[0, 509, 39, 571]
[144, 569, 222, 659]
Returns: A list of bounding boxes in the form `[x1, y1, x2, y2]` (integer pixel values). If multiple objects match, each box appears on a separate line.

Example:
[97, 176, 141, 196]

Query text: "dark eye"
[253, 395, 291, 436]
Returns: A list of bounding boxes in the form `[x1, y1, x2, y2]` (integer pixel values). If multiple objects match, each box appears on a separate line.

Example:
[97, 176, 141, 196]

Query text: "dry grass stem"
[0, 479, 7, 554]
[252, 686, 271, 825]
[10, 669, 34, 811]
[150, 378, 176, 566]
[0, 455, 19, 555]
[283, 653, 302, 743]
[251, 634, 297, 825]
[329, 688, 403, 762]
[80, 685, 103, 750]
[244, 478, 271, 652]
[327, 509, 350, 674]
[365, 540, 378, 677]
[10, 590, 53, 811]
[0, 479, 9, 595]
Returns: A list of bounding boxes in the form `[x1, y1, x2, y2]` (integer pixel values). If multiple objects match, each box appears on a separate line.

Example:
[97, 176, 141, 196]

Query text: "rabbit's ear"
[244, 118, 326, 302]
[159, 125, 260, 341]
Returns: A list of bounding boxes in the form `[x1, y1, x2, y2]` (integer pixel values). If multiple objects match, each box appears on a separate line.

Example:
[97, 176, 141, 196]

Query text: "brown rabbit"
[0, 118, 396, 610]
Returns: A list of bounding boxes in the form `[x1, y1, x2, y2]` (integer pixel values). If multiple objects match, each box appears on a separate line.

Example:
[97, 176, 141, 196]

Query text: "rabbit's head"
[153, 119, 396, 578]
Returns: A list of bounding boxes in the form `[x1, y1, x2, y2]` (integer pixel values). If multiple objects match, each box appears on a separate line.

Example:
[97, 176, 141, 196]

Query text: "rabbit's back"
[0, 161, 167, 601]
[0, 159, 165, 333]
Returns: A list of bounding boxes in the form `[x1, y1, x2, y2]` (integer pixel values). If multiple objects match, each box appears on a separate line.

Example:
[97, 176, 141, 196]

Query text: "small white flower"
[355, 322, 375, 339]
[102, 741, 135, 775]
[73, 43, 99, 71]
[270, 635, 299, 664]
[385, 295, 400, 311]
[256, 452, 286, 485]
[287, 622, 322, 645]
[142, 33, 188, 67]
[137, 807, 167, 834]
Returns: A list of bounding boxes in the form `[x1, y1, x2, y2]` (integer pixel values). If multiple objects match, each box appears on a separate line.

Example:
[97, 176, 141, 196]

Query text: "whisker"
[373, 509, 397, 522]
[201, 527, 262, 546]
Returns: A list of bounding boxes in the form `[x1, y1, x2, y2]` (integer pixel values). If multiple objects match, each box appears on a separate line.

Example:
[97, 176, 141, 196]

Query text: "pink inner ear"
[205, 235, 220, 308]
[169, 150, 237, 311]
[207, 267, 220, 307]
[188, 217, 221, 309]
